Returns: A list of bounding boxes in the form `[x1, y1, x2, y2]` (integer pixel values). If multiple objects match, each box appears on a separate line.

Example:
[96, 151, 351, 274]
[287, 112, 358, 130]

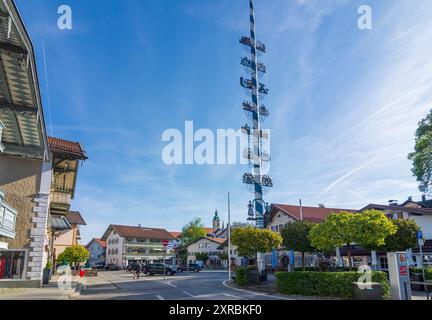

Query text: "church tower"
[212, 210, 221, 231]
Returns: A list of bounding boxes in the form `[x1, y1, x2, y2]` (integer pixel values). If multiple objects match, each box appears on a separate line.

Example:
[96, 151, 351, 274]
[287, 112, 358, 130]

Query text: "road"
[79, 270, 289, 300]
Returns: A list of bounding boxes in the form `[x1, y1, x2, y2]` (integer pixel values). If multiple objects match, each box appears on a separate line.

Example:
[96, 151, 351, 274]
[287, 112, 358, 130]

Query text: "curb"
[69, 283, 82, 299]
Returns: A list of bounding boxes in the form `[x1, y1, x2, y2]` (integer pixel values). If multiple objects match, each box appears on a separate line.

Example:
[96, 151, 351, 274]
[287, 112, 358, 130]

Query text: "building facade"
[0, 0, 52, 287]
[102, 225, 175, 267]
[53, 211, 86, 257]
[186, 237, 225, 267]
[86, 238, 106, 267]
[265, 203, 354, 269]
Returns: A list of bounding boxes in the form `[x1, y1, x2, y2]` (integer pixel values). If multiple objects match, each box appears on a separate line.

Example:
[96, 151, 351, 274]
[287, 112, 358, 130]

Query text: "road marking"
[165, 281, 177, 288]
[156, 295, 165, 300]
[182, 290, 195, 297]
[222, 280, 294, 300]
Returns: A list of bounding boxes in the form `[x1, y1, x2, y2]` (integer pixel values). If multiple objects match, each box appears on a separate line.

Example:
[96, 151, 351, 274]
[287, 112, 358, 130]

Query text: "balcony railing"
[0, 190, 17, 239]
[50, 190, 72, 206]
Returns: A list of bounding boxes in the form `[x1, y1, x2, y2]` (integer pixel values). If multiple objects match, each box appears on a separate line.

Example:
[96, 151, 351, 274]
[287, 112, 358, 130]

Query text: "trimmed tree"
[383, 219, 420, 252]
[181, 217, 207, 246]
[309, 212, 358, 269]
[57, 245, 89, 265]
[280, 220, 315, 270]
[231, 226, 282, 282]
[354, 209, 397, 250]
[408, 109, 432, 195]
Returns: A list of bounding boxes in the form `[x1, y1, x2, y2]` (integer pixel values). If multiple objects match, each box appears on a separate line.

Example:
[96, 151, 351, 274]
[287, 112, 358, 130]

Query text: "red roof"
[205, 237, 226, 244]
[204, 227, 215, 234]
[271, 204, 355, 223]
[48, 136, 88, 159]
[66, 211, 86, 225]
[169, 231, 182, 239]
[86, 238, 106, 248]
[103, 225, 175, 241]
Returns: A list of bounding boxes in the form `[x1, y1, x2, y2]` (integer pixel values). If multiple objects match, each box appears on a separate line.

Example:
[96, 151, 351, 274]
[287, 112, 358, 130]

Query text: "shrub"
[235, 267, 248, 286]
[410, 267, 432, 280]
[235, 266, 259, 286]
[275, 271, 390, 299]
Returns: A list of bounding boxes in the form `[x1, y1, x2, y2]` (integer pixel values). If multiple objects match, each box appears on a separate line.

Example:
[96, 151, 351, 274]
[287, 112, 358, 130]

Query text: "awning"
[49, 214, 72, 230]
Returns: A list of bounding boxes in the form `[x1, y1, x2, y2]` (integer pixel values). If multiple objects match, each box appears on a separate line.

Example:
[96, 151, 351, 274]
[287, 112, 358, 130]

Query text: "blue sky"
[15, 0, 432, 244]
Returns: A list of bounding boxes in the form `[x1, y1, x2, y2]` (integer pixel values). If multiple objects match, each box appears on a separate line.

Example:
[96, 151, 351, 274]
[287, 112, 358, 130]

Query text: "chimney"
[422, 194, 427, 202]
[138, 224, 142, 228]
[408, 196, 413, 202]
[388, 200, 398, 206]
[318, 204, 325, 208]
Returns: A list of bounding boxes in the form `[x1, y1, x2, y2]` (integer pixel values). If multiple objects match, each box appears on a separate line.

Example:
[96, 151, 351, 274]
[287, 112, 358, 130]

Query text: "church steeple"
[213, 209, 220, 231]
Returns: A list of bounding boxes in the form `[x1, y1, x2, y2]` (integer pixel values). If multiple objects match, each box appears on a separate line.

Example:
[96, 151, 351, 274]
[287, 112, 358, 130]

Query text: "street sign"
[417, 230, 423, 240]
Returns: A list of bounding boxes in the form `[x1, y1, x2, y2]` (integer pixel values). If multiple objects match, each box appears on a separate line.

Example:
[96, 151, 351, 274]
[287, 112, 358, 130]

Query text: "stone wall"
[0, 156, 42, 249]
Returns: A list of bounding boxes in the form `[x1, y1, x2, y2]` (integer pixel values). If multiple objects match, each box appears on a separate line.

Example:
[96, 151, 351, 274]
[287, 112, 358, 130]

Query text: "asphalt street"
[79, 270, 290, 300]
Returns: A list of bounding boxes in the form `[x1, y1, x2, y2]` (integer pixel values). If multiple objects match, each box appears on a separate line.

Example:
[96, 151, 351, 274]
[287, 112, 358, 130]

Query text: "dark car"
[177, 263, 201, 273]
[104, 264, 120, 271]
[92, 262, 105, 270]
[144, 263, 176, 276]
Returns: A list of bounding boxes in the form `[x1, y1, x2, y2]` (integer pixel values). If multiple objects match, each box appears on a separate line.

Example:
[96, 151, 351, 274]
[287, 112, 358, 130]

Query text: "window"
[380, 257, 389, 270]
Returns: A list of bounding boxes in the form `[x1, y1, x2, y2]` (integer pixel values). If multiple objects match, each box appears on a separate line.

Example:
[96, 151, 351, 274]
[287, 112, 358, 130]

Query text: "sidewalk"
[0, 275, 82, 300]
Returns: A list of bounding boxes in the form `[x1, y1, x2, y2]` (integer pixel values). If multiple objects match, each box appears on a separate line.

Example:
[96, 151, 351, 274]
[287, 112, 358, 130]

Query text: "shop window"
[0, 250, 26, 280]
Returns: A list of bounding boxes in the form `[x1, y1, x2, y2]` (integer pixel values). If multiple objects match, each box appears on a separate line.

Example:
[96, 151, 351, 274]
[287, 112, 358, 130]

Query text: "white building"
[102, 225, 175, 268]
[186, 237, 226, 267]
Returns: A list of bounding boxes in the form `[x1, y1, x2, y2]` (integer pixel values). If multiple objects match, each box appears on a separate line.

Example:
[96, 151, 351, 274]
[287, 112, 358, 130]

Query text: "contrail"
[322, 154, 381, 194]
[314, 80, 431, 157]
[40, 34, 53, 136]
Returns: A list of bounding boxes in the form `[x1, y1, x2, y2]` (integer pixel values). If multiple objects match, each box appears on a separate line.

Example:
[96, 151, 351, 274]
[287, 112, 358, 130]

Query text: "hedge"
[235, 267, 252, 286]
[275, 271, 390, 299]
[410, 267, 432, 280]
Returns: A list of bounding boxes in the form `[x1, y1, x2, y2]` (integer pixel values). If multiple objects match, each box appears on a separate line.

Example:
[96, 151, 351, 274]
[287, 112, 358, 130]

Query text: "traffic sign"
[417, 230, 423, 240]
[162, 240, 169, 247]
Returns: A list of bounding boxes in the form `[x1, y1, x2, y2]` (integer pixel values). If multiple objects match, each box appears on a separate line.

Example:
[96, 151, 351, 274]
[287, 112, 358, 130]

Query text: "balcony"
[0, 189, 17, 239]
[49, 190, 72, 215]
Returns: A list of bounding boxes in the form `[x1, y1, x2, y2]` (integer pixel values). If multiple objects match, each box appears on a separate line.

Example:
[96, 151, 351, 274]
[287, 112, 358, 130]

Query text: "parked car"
[177, 263, 201, 273]
[104, 264, 120, 271]
[92, 262, 105, 269]
[144, 263, 176, 276]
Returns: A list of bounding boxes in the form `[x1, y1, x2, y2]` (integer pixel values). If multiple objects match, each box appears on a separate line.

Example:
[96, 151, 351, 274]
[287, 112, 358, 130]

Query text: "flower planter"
[42, 269, 52, 285]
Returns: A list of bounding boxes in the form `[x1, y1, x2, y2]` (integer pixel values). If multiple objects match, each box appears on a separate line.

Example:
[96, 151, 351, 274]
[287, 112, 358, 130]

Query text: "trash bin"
[352, 282, 383, 300]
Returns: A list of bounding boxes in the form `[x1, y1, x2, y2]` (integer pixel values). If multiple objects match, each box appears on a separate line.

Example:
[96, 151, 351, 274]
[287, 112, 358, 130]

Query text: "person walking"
[135, 262, 142, 280]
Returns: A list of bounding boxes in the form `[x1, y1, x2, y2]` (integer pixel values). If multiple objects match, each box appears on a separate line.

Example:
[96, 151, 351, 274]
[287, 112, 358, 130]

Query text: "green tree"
[309, 212, 358, 269]
[408, 109, 432, 195]
[354, 209, 397, 250]
[56, 245, 89, 265]
[280, 220, 315, 269]
[231, 226, 282, 281]
[181, 218, 207, 246]
[383, 219, 420, 252]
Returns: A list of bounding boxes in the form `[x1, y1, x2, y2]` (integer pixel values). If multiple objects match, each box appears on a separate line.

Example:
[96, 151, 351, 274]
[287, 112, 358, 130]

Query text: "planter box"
[247, 270, 268, 284]
[352, 282, 383, 300]
[42, 269, 52, 285]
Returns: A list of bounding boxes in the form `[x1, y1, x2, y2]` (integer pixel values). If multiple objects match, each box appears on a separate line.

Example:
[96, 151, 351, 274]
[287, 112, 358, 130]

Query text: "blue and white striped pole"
[249, 0, 264, 229]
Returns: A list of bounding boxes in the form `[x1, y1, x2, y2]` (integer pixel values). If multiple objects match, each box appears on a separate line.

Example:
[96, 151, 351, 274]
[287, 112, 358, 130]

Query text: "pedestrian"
[132, 262, 137, 279]
[135, 262, 142, 280]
